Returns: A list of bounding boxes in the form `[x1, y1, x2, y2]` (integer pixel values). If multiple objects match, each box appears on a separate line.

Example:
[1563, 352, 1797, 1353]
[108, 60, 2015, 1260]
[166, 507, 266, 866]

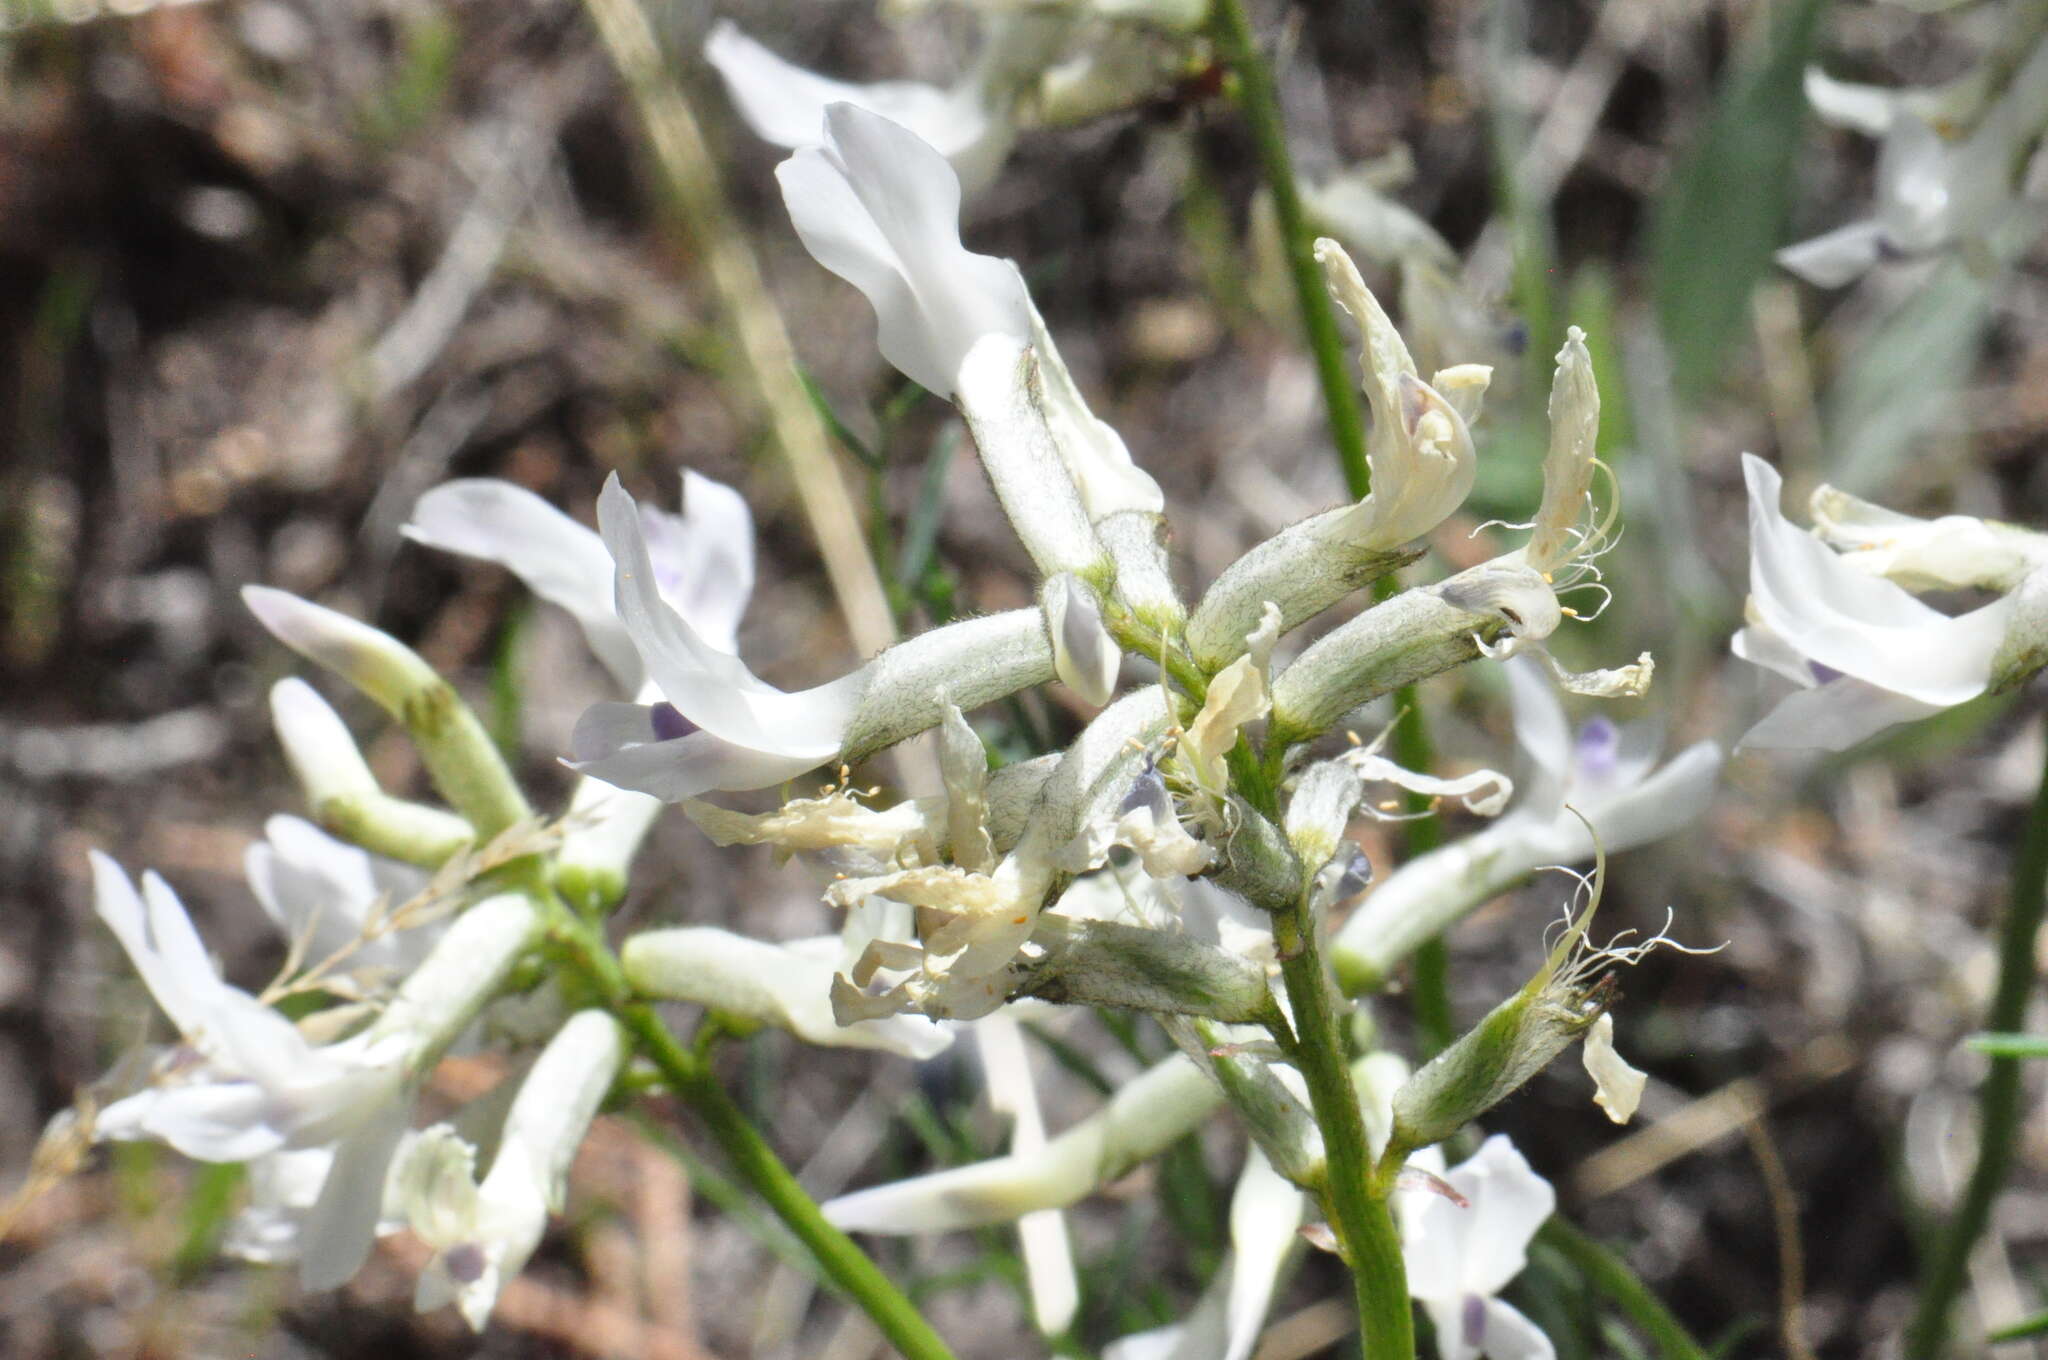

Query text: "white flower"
[404, 1011, 627, 1330]
[1732, 453, 2014, 750]
[1315, 238, 1482, 551]
[1329, 656, 1719, 991]
[404, 471, 754, 691]
[779, 104, 1162, 522]
[1778, 38, 2048, 287]
[978, 1012, 1079, 1334]
[1807, 481, 2046, 594]
[566, 473, 864, 799]
[1102, 1147, 1303, 1360]
[706, 20, 1018, 194]
[1400, 1135, 1556, 1360]
[244, 814, 434, 977]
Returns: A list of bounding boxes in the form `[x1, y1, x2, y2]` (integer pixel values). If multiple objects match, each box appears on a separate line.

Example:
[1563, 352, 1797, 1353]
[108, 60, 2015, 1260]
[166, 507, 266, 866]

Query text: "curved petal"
[1475, 1298, 1557, 1360]
[705, 20, 979, 157]
[1775, 220, 1885, 288]
[1573, 739, 1722, 853]
[1450, 1135, 1555, 1298]
[1738, 675, 1945, 751]
[90, 853, 214, 1039]
[107, 1083, 288, 1163]
[403, 479, 639, 689]
[776, 103, 1031, 397]
[1506, 656, 1572, 791]
[637, 470, 755, 654]
[1874, 114, 1953, 253]
[300, 1097, 411, 1291]
[1743, 454, 2008, 705]
[597, 476, 861, 754]
[568, 724, 837, 802]
[1223, 1147, 1304, 1360]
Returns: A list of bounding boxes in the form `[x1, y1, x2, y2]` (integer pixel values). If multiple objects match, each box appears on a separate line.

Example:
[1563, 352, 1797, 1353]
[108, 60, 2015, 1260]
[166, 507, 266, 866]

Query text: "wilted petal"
[1582, 1013, 1646, 1124]
[1808, 482, 2036, 593]
[777, 104, 1030, 397]
[1523, 327, 1599, 575]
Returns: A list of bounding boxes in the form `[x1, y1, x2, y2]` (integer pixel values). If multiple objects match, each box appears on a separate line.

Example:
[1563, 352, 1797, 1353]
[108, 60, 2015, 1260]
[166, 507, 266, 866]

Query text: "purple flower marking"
[1809, 659, 1845, 685]
[446, 1241, 487, 1284]
[1462, 1293, 1488, 1347]
[650, 702, 699, 743]
[1573, 716, 1620, 779]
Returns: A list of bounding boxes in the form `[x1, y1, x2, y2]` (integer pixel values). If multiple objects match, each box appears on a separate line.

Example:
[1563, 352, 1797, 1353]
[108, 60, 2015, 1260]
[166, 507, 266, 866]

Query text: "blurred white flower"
[1732, 453, 2013, 750]
[1103, 1146, 1303, 1360]
[1400, 1135, 1556, 1360]
[1778, 37, 2048, 287]
[404, 1011, 626, 1330]
[244, 814, 434, 977]
[706, 19, 1032, 195]
[1330, 657, 1719, 990]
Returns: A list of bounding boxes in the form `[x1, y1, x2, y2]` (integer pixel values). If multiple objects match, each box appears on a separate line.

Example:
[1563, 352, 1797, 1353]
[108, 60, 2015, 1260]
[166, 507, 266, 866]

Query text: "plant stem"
[1208, 0, 1367, 493]
[1207, 0, 1453, 1056]
[1272, 901, 1415, 1359]
[1384, 672, 1453, 1055]
[545, 908, 959, 1360]
[1904, 729, 2048, 1358]
[1538, 1220, 1708, 1360]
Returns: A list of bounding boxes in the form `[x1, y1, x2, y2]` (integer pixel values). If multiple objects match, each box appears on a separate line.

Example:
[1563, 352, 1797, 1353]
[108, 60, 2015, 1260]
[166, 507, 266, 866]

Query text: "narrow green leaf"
[1991, 1308, 2048, 1342]
[1651, 0, 1829, 398]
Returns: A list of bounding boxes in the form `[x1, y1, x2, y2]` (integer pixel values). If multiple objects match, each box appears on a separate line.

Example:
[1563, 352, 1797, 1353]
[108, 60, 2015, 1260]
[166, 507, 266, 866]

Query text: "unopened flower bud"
[244, 587, 531, 839]
[1268, 563, 1558, 746]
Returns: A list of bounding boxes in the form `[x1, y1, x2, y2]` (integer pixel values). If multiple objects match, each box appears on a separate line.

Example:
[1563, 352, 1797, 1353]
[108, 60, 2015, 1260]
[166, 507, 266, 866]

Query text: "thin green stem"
[1209, 0, 1368, 492]
[1272, 902, 1415, 1359]
[1383, 665, 1452, 1055]
[1905, 727, 2048, 1358]
[1538, 1220, 1709, 1360]
[544, 909, 959, 1360]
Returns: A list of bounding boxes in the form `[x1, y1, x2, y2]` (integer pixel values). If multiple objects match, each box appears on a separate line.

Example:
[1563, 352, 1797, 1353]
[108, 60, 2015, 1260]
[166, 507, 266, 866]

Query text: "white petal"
[89, 853, 213, 1040]
[1742, 454, 2007, 705]
[1448, 1135, 1555, 1298]
[268, 677, 378, 804]
[1805, 66, 1903, 136]
[403, 480, 637, 688]
[706, 21, 977, 157]
[1730, 617, 1817, 689]
[1475, 1298, 1557, 1360]
[1738, 675, 1945, 751]
[1582, 1013, 1646, 1124]
[1506, 656, 1573, 788]
[1568, 739, 1722, 854]
[106, 1084, 286, 1163]
[639, 470, 755, 653]
[596, 476, 859, 754]
[1223, 1148, 1304, 1360]
[776, 104, 1030, 397]
[568, 722, 837, 802]
[1045, 574, 1120, 707]
[300, 1098, 411, 1291]
[1775, 220, 1885, 288]
[1874, 114, 1953, 253]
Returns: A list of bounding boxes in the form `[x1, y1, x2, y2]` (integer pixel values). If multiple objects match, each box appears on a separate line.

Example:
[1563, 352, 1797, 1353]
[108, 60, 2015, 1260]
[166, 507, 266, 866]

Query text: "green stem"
[1383, 667, 1452, 1055]
[1539, 1220, 1709, 1360]
[545, 910, 959, 1360]
[1272, 901, 1415, 1359]
[1905, 729, 2048, 1358]
[1209, 0, 1368, 493]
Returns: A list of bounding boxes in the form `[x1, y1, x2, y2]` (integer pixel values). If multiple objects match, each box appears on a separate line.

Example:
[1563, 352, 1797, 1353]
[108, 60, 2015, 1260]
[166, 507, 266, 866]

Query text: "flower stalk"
[1904, 722, 2048, 1358]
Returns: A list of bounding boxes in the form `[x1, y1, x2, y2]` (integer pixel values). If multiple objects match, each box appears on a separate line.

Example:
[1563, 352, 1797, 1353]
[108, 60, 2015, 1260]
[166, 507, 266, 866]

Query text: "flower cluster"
[48, 39, 1792, 1360]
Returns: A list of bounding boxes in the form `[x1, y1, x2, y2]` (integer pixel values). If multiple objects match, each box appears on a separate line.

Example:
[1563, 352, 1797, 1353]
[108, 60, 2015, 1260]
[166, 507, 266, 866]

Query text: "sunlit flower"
[402, 1011, 625, 1330]
[243, 814, 434, 977]
[1400, 1135, 1556, 1360]
[1732, 453, 2014, 750]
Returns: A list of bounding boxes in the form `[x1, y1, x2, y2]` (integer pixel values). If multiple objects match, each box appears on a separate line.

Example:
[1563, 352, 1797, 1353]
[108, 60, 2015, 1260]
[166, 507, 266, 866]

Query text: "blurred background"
[2, 0, 2047, 1355]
